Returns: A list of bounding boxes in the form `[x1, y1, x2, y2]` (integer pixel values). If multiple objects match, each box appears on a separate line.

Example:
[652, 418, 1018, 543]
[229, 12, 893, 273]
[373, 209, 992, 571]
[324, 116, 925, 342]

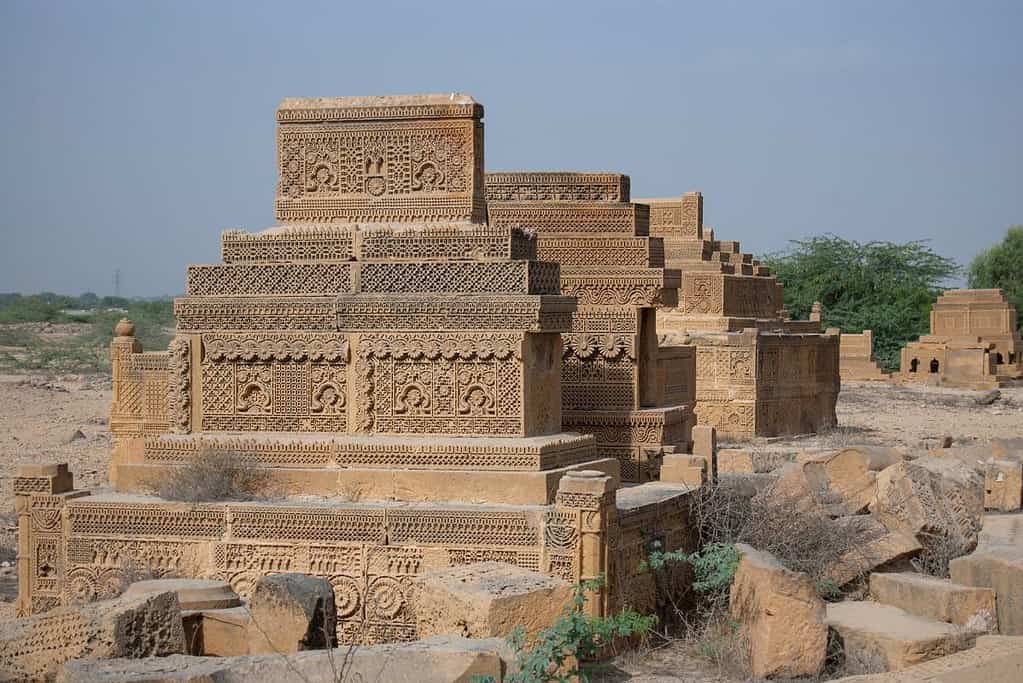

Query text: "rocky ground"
[0, 373, 1020, 678]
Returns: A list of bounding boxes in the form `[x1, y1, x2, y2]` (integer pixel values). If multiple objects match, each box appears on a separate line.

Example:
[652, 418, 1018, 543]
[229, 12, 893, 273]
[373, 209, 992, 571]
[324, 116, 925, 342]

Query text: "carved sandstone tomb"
[16, 94, 696, 644]
[485, 172, 695, 483]
[896, 288, 1023, 389]
[634, 192, 840, 437]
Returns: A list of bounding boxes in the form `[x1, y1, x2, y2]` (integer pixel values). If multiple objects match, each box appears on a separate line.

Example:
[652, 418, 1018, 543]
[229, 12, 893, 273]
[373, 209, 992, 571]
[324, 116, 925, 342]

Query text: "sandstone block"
[870, 458, 984, 554]
[246, 573, 336, 654]
[826, 516, 922, 587]
[985, 460, 1023, 511]
[0, 590, 185, 681]
[869, 572, 996, 630]
[825, 601, 976, 673]
[829, 635, 1023, 682]
[414, 561, 572, 640]
[122, 578, 241, 611]
[729, 543, 827, 679]
[660, 454, 707, 488]
[60, 635, 514, 683]
[950, 513, 1023, 635]
[718, 449, 754, 474]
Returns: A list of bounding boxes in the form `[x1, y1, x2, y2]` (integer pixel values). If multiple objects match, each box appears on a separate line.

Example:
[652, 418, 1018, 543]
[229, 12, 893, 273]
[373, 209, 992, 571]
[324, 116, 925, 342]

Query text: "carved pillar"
[554, 470, 616, 617]
[110, 318, 142, 442]
[13, 463, 84, 616]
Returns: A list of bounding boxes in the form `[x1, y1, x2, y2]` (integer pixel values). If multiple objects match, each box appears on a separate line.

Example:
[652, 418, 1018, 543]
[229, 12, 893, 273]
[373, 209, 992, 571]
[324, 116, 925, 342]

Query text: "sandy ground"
[0, 372, 1020, 677]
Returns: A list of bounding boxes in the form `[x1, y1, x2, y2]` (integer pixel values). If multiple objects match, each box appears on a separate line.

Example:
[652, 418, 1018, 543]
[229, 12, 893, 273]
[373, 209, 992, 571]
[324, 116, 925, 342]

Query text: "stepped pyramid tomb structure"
[836, 329, 890, 381]
[897, 289, 1023, 389]
[14, 95, 695, 642]
[486, 173, 695, 483]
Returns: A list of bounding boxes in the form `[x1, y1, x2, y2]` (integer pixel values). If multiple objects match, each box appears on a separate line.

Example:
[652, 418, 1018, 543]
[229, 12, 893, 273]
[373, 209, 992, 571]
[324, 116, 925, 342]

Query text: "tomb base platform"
[563, 407, 694, 483]
[110, 432, 615, 505]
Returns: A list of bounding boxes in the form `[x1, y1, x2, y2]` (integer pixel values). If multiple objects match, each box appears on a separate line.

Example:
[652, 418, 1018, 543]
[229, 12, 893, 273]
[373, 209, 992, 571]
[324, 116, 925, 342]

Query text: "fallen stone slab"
[950, 513, 1023, 635]
[0, 590, 185, 681]
[829, 634, 1023, 682]
[825, 601, 976, 673]
[771, 447, 903, 517]
[870, 458, 984, 555]
[122, 578, 241, 611]
[869, 572, 996, 630]
[730, 544, 827, 679]
[826, 515, 922, 587]
[414, 561, 572, 640]
[60, 635, 514, 683]
[717, 449, 754, 474]
[246, 573, 336, 654]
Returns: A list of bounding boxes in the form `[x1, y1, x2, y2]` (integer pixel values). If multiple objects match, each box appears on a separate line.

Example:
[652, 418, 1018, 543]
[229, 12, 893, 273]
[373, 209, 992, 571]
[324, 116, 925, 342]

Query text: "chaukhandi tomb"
[486, 173, 695, 483]
[835, 329, 890, 381]
[896, 288, 1023, 389]
[14, 95, 695, 642]
[492, 187, 840, 439]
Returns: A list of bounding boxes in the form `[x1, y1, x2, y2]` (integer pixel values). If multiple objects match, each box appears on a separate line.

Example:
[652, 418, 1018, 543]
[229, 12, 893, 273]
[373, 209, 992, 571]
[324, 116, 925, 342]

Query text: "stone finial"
[114, 318, 135, 337]
[810, 302, 823, 323]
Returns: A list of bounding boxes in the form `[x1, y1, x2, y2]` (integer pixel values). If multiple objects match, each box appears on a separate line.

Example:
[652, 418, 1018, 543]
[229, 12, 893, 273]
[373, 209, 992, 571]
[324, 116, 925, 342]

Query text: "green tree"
[765, 236, 960, 371]
[968, 226, 1023, 332]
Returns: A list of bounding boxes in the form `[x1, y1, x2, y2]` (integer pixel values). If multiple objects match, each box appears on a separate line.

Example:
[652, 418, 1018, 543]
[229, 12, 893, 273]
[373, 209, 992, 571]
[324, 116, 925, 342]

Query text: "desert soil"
[0, 373, 1020, 677]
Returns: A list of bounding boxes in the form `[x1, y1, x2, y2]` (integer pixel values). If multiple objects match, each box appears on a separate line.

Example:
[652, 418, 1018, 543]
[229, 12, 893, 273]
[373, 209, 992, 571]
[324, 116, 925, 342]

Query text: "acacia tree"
[764, 236, 960, 371]
[968, 226, 1023, 332]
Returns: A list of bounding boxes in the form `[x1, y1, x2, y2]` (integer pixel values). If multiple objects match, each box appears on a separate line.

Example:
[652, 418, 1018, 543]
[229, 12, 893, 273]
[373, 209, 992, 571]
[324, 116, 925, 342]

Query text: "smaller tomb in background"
[634, 192, 840, 438]
[897, 289, 1023, 389]
[835, 329, 890, 381]
[486, 172, 695, 483]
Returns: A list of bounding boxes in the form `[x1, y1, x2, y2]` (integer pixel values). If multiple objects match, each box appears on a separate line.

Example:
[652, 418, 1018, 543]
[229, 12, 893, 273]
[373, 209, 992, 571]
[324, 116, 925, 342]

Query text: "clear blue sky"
[1, 0, 1020, 297]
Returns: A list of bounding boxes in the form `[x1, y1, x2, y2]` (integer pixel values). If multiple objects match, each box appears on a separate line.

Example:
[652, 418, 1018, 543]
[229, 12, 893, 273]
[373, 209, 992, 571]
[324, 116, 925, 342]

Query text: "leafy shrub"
[968, 225, 1023, 332]
[641, 542, 739, 595]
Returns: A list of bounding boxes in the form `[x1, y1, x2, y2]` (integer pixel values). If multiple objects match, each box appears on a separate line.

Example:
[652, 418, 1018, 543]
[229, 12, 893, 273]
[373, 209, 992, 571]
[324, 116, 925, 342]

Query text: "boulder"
[60, 635, 514, 683]
[869, 572, 996, 630]
[246, 573, 336, 654]
[0, 590, 184, 681]
[413, 561, 572, 641]
[729, 543, 827, 679]
[870, 458, 984, 556]
[950, 513, 1023, 635]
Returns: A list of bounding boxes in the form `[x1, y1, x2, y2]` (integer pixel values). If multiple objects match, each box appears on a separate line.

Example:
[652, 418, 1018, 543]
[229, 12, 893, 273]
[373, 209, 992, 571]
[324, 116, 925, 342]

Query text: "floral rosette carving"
[203, 335, 348, 363]
[357, 334, 522, 361]
[562, 333, 634, 360]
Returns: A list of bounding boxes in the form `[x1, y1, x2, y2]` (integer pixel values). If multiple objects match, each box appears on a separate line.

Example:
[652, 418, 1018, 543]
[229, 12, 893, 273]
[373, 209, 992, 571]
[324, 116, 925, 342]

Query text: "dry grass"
[155, 450, 271, 502]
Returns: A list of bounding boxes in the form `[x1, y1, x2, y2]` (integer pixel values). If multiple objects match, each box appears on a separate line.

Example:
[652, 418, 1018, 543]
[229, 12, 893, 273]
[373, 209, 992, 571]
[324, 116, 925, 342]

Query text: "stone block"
[985, 460, 1023, 511]
[830, 635, 1023, 682]
[871, 458, 984, 554]
[246, 573, 336, 654]
[717, 449, 754, 474]
[660, 454, 706, 488]
[60, 635, 514, 683]
[122, 578, 241, 611]
[0, 590, 185, 681]
[869, 572, 996, 630]
[826, 516, 922, 587]
[825, 601, 976, 672]
[414, 561, 572, 640]
[691, 425, 717, 479]
[730, 544, 827, 679]
[950, 513, 1023, 635]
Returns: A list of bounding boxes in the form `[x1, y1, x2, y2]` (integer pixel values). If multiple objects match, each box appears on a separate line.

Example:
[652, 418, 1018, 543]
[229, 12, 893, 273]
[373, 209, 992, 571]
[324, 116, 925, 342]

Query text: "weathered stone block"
[950, 513, 1023, 635]
[825, 601, 976, 673]
[717, 448, 754, 474]
[825, 516, 922, 587]
[730, 544, 827, 679]
[985, 460, 1023, 512]
[660, 454, 707, 488]
[414, 561, 572, 640]
[869, 572, 996, 630]
[0, 590, 185, 681]
[60, 635, 514, 683]
[246, 573, 336, 654]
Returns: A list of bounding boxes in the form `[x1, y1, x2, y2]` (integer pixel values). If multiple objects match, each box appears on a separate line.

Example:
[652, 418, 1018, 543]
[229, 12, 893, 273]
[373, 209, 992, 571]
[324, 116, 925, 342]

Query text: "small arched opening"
[929, 358, 940, 374]
[995, 352, 1004, 365]
[909, 358, 919, 373]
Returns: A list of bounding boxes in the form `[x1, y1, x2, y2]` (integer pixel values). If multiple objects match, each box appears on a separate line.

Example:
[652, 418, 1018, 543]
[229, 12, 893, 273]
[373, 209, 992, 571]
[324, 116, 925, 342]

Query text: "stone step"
[825, 601, 977, 673]
[869, 572, 997, 630]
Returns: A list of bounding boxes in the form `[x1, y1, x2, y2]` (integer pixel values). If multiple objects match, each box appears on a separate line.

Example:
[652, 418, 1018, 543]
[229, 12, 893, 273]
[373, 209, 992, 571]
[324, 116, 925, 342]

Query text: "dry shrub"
[689, 477, 865, 589]
[910, 528, 971, 578]
[156, 450, 270, 502]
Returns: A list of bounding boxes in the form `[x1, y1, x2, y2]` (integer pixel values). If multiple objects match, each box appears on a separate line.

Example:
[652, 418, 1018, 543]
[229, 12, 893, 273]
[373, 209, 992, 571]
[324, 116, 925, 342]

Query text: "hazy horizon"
[2, 0, 1020, 297]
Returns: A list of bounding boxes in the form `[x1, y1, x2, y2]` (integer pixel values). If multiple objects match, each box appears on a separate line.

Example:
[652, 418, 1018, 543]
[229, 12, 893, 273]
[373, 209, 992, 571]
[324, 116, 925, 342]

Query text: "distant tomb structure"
[897, 289, 1023, 389]
[835, 329, 890, 381]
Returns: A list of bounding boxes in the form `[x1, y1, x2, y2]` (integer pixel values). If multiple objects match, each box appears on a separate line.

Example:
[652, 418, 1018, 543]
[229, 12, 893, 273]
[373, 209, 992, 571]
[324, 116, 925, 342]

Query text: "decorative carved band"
[485, 172, 629, 202]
